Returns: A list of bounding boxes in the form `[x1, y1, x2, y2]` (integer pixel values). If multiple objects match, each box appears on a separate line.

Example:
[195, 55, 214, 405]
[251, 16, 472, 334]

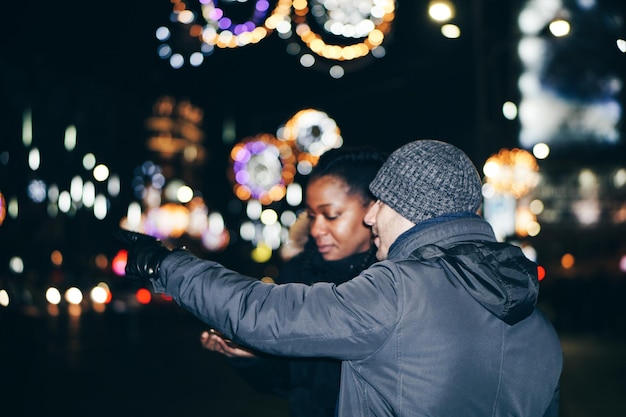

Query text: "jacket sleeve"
[151, 250, 399, 361]
[541, 383, 560, 417]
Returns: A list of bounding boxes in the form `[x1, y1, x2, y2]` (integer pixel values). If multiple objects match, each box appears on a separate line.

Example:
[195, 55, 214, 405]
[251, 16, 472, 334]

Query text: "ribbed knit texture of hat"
[369, 140, 483, 224]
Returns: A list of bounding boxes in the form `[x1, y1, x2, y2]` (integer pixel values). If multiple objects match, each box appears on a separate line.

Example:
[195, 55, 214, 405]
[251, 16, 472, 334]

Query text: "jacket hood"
[412, 241, 539, 325]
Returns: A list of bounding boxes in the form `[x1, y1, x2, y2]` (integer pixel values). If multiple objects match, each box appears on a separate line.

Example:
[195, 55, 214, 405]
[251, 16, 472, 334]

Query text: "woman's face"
[305, 175, 374, 261]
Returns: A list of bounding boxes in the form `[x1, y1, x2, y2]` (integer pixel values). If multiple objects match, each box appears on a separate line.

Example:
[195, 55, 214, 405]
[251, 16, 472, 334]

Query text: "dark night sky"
[2, 1, 624, 158]
[1, 0, 521, 159]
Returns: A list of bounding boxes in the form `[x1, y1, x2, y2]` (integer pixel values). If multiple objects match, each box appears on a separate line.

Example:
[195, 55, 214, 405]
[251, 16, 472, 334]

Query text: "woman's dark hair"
[308, 146, 388, 206]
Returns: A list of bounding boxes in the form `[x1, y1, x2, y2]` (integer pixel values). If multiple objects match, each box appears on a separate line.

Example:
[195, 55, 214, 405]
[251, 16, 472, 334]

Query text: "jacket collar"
[387, 213, 493, 260]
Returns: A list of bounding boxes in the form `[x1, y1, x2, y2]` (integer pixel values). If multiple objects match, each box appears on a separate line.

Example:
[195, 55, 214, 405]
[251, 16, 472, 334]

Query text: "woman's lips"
[316, 244, 333, 254]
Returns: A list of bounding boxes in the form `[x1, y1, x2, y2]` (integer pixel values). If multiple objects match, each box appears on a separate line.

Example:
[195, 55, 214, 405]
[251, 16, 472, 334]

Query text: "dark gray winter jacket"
[152, 215, 563, 417]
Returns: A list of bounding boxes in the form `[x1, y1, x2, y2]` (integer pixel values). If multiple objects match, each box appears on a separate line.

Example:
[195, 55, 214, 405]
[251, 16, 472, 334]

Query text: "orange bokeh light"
[537, 265, 546, 281]
[136, 288, 152, 305]
[561, 253, 575, 269]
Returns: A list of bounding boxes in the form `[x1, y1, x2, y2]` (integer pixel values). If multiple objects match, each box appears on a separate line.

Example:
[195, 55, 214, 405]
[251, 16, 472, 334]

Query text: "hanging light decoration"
[156, 0, 395, 75]
[157, 0, 292, 65]
[229, 133, 297, 205]
[200, 0, 292, 48]
[285, 0, 396, 77]
[156, 1, 211, 68]
[276, 108, 343, 173]
[145, 96, 206, 164]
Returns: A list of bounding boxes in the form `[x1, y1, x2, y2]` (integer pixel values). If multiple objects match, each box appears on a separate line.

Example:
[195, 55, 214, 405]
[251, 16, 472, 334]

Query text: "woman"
[200, 146, 387, 417]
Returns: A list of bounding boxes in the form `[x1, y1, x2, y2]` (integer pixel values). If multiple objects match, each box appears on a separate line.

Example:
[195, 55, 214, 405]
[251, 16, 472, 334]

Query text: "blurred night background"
[1, 0, 626, 416]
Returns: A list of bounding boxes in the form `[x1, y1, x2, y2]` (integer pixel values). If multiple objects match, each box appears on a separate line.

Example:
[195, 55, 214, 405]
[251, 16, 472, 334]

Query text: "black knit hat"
[369, 140, 483, 224]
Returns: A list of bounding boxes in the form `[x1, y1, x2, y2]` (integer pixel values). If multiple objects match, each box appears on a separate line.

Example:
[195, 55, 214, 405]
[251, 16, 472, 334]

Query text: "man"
[119, 139, 563, 416]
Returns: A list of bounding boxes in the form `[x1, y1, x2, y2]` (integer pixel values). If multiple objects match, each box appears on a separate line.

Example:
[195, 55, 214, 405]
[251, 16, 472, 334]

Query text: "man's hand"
[115, 229, 173, 280]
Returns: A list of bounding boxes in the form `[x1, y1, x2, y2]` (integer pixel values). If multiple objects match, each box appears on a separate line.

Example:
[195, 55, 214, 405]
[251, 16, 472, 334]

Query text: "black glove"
[115, 229, 173, 280]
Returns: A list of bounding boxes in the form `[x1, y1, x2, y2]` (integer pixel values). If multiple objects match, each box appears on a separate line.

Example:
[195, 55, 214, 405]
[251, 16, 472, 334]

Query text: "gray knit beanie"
[369, 140, 483, 224]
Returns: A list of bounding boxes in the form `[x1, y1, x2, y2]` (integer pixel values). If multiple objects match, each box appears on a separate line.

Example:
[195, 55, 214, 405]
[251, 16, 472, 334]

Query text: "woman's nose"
[309, 216, 326, 237]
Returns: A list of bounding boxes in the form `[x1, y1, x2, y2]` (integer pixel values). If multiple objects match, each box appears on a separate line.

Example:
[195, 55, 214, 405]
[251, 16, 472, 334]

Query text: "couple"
[119, 139, 563, 417]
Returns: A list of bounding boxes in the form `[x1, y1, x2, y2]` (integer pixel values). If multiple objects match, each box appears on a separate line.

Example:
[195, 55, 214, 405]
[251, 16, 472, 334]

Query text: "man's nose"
[364, 201, 380, 225]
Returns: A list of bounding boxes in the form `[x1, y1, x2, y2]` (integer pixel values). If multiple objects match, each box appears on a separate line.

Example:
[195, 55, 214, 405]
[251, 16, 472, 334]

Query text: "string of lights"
[156, 0, 397, 77]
